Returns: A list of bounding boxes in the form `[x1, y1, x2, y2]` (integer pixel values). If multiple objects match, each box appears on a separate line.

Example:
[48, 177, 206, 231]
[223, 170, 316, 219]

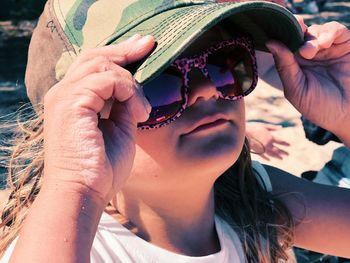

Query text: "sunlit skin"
[113, 27, 246, 256]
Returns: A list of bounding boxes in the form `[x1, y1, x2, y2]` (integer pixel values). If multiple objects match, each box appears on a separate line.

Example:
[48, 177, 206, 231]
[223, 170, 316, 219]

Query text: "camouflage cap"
[25, 0, 303, 108]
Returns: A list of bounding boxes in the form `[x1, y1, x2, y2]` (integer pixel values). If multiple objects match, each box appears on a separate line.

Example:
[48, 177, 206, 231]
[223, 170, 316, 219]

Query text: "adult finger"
[321, 22, 350, 45]
[100, 98, 114, 119]
[265, 40, 305, 104]
[66, 34, 155, 76]
[63, 56, 150, 119]
[298, 26, 321, 60]
[299, 22, 350, 59]
[298, 25, 330, 60]
[98, 106, 137, 149]
[65, 34, 141, 76]
[109, 86, 151, 126]
[48, 70, 150, 123]
[312, 40, 350, 61]
[64, 55, 124, 83]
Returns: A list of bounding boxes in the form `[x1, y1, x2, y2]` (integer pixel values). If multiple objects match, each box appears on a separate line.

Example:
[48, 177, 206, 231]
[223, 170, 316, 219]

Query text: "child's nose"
[187, 68, 221, 106]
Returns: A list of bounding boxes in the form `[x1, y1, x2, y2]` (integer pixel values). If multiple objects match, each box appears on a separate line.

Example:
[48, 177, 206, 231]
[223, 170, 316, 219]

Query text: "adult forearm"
[9, 183, 104, 263]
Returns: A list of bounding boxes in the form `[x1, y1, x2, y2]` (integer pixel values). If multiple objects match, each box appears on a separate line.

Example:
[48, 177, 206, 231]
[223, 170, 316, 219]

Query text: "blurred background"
[0, 0, 46, 189]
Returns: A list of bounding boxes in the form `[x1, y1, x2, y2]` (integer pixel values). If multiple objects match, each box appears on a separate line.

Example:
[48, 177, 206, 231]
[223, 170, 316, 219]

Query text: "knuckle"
[326, 21, 336, 27]
[124, 73, 136, 89]
[108, 69, 122, 80]
[123, 70, 133, 81]
[94, 56, 112, 72]
[327, 21, 346, 32]
[106, 71, 123, 88]
[110, 67, 133, 82]
[117, 72, 134, 87]
[338, 23, 347, 32]
[107, 71, 134, 94]
[327, 21, 340, 27]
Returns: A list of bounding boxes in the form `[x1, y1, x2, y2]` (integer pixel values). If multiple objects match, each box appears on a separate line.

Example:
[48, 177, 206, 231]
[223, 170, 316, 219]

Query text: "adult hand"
[43, 34, 154, 206]
[246, 122, 289, 160]
[266, 19, 350, 147]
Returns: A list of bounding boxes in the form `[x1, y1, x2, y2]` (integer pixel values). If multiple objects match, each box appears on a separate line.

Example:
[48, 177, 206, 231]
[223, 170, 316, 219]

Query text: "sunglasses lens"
[139, 67, 184, 127]
[207, 45, 254, 97]
[138, 40, 256, 129]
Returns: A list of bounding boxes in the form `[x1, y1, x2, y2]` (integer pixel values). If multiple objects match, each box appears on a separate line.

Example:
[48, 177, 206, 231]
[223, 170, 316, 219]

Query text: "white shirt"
[0, 213, 244, 263]
[90, 212, 245, 263]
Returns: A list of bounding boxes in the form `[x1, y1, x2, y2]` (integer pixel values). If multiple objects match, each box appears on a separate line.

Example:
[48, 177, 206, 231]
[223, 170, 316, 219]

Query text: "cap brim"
[110, 1, 303, 85]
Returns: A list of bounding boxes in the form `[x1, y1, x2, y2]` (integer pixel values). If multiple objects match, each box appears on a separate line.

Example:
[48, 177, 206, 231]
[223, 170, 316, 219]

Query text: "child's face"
[125, 26, 246, 191]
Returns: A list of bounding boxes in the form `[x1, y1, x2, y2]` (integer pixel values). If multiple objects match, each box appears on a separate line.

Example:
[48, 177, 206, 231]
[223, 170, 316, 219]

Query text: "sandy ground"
[246, 79, 342, 176]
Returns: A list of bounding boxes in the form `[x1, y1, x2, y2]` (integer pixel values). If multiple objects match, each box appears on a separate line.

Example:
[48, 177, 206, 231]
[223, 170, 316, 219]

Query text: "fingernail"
[299, 41, 317, 59]
[125, 34, 142, 43]
[134, 79, 152, 114]
[141, 93, 152, 115]
[266, 42, 277, 55]
[136, 35, 153, 45]
[143, 96, 152, 114]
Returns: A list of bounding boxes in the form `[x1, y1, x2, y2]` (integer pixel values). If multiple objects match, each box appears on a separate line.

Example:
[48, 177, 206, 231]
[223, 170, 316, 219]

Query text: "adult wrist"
[40, 173, 111, 210]
[10, 180, 106, 262]
[40, 179, 108, 216]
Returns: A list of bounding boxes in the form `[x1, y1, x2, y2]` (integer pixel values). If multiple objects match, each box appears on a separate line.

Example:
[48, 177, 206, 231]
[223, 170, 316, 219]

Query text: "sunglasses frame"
[138, 36, 258, 130]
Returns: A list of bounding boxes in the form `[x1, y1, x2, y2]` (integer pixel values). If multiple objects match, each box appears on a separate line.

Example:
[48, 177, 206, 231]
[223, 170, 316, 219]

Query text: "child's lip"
[187, 119, 230, 134]
[182, 114, 230, 135]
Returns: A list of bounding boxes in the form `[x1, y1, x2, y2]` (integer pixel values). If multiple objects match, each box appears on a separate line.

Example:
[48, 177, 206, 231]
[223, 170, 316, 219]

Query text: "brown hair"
[0, 104, 44, 256]
[215, 140, 294, 262]
[0, 104, 294, 261]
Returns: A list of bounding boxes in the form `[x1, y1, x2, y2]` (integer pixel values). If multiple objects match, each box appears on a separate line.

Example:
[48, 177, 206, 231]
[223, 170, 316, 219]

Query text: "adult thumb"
[265, 40, 305, 103]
